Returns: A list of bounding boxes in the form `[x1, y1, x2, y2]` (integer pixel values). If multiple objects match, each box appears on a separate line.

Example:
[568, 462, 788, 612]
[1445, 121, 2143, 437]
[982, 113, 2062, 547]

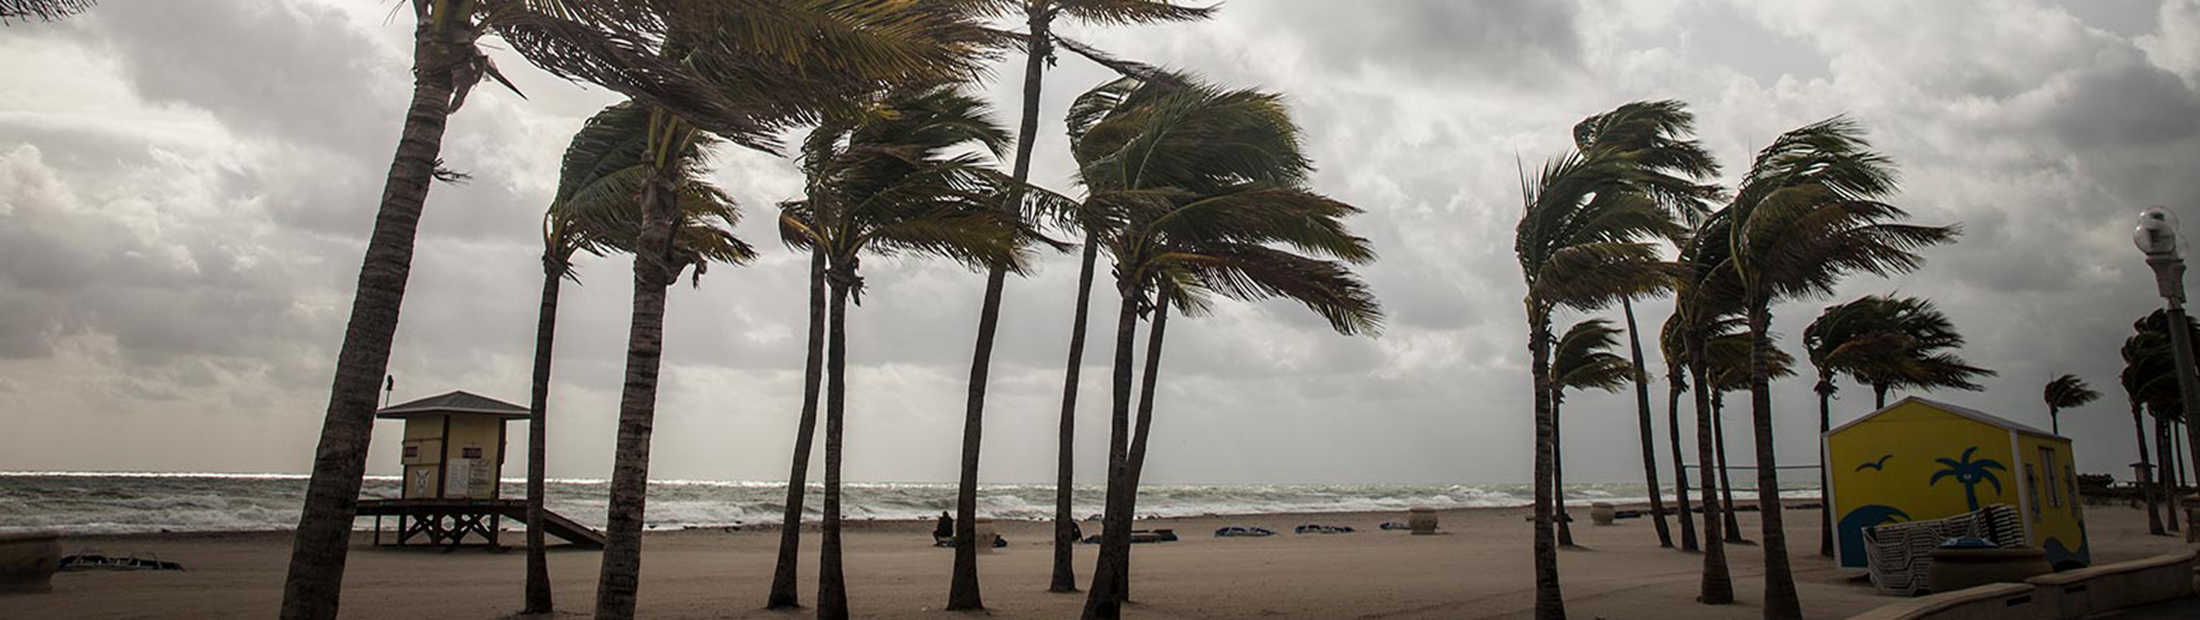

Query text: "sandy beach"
[4, 502, 2185, 619]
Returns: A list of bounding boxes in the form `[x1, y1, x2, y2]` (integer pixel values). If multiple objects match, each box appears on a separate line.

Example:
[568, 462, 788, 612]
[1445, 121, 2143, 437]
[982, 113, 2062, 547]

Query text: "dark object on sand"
[1216, 526, 1276, 537]
[57, 553, 184, 572]
[1294, 524, 1355, 534]
[1083, 529, 1178, 544]
[1377, 522, 1410, 530]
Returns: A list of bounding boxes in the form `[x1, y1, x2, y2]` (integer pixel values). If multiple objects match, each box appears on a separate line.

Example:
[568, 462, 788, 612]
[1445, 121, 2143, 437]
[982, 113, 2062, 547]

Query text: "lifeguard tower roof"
[375, 390, 529, 420]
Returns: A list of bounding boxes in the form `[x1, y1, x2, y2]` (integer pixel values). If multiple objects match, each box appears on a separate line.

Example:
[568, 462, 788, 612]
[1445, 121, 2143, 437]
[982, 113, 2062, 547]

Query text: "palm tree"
[1706, 319, 1795, 542]
[0, 0, 91, 23]
[1724, 117, 1957, 619]
[282, 4, 985, 617]
[779, 86, 1051, 619]
[1849, 297, 1993, 407]
[763, 239, 826, 610]
[2125, 310, 2200, 534]
[1549, 319, 1637, 548]
[2043, 374, 2099, 436]
[523, 100, 753, 614]
[1570, 102, 1722, 551]
[2120, 363, 2168, 534]
[1669, 205, 1747, 603]
[1803, 295, 1911, 557]
[1516, 117, 1692, 618]
[1657, 314, 1701, 551]
[1071, 74, 1379, 619]
[961, 1, 1214, 600]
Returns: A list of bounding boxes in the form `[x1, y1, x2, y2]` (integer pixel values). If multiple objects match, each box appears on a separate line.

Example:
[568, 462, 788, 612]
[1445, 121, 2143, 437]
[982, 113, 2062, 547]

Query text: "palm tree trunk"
[1668, 367, 1699, 552]
[1690, 334, 1734, 605]
[1622, 299, 1674, 548]
[2050, 406, 2060, 436]
[1747, 302, 1802, 619]
[1527, 304, 1565, 620]
[1081, 290, 1142, 620]
[592, 163, 685, 620]
[280, 16, 464, 619]
[1874, 385, 1888, 410]
[767, 247, 827, 609]
[2159, 415, 2179, 533]
[1815, 381, 1834, 558]
[1714, 397, 1744, 541]
[522, 256, 564, 614]
[818, 270, 853, 620]
[1051, 233, 1098, 593]
[2134, 401, 2164, 535]
[1115, 297, 1171, 602]
[1553, 395, 1573, 547]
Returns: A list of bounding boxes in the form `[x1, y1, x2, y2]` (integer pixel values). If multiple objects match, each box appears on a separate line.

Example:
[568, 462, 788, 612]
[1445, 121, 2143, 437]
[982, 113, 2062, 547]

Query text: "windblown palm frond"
[1552, 319, 1635, 394]
[1, 0, 92, 24]
[544, 100, 754, 283]
[1704, 321, 1797, 393]
[1726, 118, 1957, 302]
[2044, 375, 2100, 411]
[1839, 296, 1993, 396]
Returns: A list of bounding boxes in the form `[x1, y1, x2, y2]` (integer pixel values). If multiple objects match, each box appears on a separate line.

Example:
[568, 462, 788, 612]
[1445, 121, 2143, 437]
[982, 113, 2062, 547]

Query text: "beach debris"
[57, 553, 183, 572]
[1293, 524, 1355, 534]
[1215, 526, 1275, 537]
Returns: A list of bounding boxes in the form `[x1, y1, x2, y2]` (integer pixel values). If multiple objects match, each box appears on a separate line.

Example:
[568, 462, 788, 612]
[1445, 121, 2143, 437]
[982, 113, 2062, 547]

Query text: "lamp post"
[2134, 206, 2200, 541]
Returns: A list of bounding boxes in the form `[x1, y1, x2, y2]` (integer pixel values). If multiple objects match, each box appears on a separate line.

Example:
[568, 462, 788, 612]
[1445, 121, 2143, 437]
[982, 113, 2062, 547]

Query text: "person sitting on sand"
[933, 511, 954, 546]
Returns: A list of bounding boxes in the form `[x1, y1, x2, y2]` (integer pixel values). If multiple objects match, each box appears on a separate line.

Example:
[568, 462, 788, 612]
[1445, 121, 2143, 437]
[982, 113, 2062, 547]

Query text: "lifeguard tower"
[357, 390, 603, 549]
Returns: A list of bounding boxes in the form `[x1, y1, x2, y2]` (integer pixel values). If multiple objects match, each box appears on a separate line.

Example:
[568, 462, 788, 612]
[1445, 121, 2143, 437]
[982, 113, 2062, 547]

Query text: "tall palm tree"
[1569, 102, 1722, 551]
[1849, 298, 1993, 408]
[945, 1, 1213, 604]
[1725, 117, 1958, 619]
[523, 100, 753, 614]
[1070, 74, 1379, 619]
[0, 0, 91, 23]
[1549, 319, 1637, 548]
[2043, 374, 2100, 436]
[2119, 363, 2167, 535]
[1706, 319, 1795, 542]
[282, 3, 976, 617]
[1669, 206, 1746, 603]
[1657, 314, 1701, 551]
[2126, 310, 2200, 534]
[780, 86, 1052, 619]
[1516, 114, 1692, 618]
[763, 238, 826, 610]
[1803, 295, 1910, 557]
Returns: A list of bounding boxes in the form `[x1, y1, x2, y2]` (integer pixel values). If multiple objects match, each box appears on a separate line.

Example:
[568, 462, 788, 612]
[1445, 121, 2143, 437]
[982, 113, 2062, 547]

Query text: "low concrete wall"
[1849, 551, 2200, 620]
[1848, 583, 2041, 620]
[2023, 549, 2196, 619]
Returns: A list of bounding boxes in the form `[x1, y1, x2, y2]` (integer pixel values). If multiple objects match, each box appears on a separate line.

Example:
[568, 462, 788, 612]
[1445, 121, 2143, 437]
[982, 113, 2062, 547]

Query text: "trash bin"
[1408, 506, 1438, 535]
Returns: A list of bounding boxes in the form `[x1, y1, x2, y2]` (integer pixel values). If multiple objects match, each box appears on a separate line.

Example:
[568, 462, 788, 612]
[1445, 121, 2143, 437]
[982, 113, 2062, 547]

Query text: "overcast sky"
[3, 0, 2198, 487]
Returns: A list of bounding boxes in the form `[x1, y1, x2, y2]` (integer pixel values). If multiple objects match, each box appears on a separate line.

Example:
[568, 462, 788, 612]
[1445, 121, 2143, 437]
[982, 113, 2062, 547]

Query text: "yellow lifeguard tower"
[1824, 397, 2088, 569]
[358, 390, 602, 549]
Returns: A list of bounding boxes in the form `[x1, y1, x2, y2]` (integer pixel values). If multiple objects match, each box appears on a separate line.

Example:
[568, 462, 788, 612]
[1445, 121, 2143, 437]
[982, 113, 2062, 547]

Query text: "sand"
[3, 502, 2185, 619]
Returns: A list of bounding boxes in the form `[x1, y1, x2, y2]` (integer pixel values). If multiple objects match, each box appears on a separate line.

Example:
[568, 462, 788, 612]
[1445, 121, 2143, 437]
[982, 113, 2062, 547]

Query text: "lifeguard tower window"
[462, 447, 482, 459]
[2025, 464, 2042, 521]
[403, 446, 418, 458]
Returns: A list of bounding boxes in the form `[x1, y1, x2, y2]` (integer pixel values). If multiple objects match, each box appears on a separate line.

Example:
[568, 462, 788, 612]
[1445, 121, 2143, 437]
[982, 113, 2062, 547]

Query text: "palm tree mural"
[779, 85, 1056, 620]
[2043, 374, 2100, 436]
[1549, 319, 1637, 548]
[525, 100, 753, 614]
[1929, 447, 2007, 511]
[960, 0, 1215, 603]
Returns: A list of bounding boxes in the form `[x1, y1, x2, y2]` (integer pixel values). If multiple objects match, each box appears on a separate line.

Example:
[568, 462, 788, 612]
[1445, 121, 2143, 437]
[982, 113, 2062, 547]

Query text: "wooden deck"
[357, 498, 605, 549]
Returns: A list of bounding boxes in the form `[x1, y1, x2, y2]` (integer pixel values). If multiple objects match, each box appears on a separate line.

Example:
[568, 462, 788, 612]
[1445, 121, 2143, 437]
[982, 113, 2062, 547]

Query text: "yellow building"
[1825, 397, 2089, 569]
[376, 390, 528, 500]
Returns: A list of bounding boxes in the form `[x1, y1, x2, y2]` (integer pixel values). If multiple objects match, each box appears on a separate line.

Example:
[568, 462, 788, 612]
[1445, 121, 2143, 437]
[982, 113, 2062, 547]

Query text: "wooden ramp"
[358, 498, 604, 549]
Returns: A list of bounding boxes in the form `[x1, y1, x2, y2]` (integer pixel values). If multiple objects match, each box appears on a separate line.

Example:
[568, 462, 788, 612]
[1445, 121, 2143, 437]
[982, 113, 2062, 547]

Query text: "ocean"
[0, 472, 1820, 535]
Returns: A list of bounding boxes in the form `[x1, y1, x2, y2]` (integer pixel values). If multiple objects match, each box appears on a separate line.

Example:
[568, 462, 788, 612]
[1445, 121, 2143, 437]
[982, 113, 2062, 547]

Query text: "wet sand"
[2, 503, 2184, 618]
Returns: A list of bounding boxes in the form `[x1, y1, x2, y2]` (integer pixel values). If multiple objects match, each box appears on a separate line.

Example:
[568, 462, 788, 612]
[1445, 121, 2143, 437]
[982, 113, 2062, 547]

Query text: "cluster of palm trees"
[1517, 100, 1965, 619]
[2119, 310, 2200, 536]
[252, 2, 1386, 620]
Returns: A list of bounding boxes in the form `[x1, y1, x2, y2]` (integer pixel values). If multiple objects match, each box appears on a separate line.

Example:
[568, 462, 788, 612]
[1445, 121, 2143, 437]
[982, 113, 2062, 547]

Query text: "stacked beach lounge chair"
[1859, 504, 2024, 595]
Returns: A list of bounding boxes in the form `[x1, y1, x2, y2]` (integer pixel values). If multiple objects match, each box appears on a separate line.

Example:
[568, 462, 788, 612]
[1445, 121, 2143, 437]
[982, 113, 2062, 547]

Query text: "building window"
[2039, 446, 2060, 508]
[2024, 464, 2042, 522]
[462, 447, 483, 459]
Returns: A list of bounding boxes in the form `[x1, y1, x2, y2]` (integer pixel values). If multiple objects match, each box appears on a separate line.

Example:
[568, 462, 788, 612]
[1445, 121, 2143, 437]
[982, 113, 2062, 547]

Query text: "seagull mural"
[1855, 454, 1893, 472]
[1929, 446, 2006, 511]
